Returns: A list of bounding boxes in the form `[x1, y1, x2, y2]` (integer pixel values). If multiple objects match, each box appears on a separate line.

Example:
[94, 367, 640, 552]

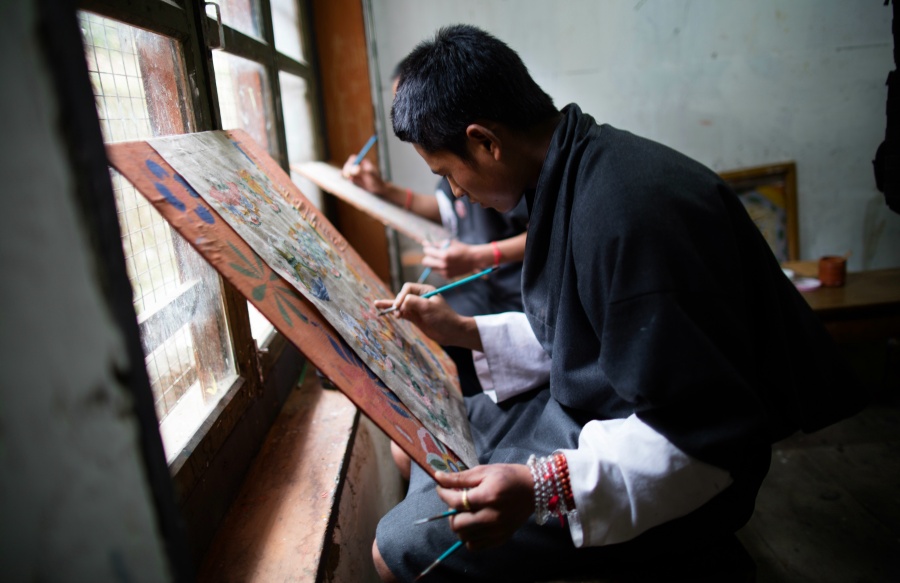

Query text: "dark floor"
[736, 341, 900, 583]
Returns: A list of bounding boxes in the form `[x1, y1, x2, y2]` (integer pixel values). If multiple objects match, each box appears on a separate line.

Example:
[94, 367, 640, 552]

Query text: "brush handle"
[414, 540, 464, 581]
[420, 266, 496, 299]
[378, 266, 496, 316]
[353, 134, 378, 165]
[416, 239, 452, 284]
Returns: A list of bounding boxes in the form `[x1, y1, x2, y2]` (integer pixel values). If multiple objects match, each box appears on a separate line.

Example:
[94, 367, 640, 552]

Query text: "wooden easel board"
[292, 161, 450, 244]
[107, 130, 476, 473]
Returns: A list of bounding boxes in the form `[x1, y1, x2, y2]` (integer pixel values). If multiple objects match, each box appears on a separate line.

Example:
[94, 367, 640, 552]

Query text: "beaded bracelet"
[553, 452, 575, 510]
[527, 452, 577, 526]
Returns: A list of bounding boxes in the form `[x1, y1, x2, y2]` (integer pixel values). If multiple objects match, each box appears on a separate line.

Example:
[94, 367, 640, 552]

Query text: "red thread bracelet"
[490, 241, 502, 268]
[403, 188, 413, 210]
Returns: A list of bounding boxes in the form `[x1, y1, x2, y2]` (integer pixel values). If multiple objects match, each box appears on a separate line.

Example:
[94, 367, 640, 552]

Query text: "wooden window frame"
[78, 0, 327, 564]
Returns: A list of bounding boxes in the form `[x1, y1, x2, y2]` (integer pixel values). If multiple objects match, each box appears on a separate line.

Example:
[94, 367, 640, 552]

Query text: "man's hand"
[342, 155, 388, 196]
[422, 240, 490, 278]
[434, 464, 535, 551]
[374, 282, 482, 350]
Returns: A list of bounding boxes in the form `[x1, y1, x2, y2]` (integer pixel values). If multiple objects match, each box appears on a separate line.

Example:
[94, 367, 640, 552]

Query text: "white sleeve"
[472, 313, 731, 547]
[435, 185, 458, 236]
[472, 312, 551, 403]
[561, 415, 733, 547]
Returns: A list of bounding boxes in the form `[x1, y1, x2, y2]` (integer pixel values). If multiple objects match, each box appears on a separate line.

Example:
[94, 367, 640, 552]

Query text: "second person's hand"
[341, 155, 388, 196]
[422, 239, 492, 279]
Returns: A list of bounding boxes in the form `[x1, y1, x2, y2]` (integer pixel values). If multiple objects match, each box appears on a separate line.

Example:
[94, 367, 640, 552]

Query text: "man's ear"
[465, 123, 501, 161]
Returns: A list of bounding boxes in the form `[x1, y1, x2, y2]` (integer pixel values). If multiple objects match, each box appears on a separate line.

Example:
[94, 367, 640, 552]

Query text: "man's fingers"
[373, 282, 435, 313]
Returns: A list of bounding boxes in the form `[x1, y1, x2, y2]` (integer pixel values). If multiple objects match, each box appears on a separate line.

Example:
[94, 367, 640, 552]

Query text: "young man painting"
[372, 24, 865, 582]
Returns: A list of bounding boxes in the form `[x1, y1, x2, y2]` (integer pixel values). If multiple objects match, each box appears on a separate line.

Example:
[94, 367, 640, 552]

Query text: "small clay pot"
[818, 256, 847, 287]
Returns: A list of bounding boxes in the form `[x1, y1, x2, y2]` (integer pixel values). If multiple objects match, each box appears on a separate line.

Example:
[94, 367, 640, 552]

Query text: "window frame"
[77, 0, 327, 563]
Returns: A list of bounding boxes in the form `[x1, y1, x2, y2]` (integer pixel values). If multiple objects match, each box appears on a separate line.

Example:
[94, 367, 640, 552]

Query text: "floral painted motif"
[417, 427, 466, 473]
[226, 241, 309, 327]
[208, 181, 261, 226]
[239, 168, 282, 213]
[272, 240, 330, 301]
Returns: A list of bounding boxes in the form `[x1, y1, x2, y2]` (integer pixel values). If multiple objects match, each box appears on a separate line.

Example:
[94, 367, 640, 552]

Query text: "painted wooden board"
[292, 161, 450, 244]
[107, 130, 476, 473]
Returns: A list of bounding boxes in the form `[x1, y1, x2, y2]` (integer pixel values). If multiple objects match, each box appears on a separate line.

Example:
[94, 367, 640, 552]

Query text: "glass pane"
[271, 0, 305, 62]
[248, 303, 275, 344]
[215, 53, 280, 343]
[213, 51, 278, 158]
[280, 70, 323, 209]
[215, 0, 262, 40]
[80, 12, 237, 462]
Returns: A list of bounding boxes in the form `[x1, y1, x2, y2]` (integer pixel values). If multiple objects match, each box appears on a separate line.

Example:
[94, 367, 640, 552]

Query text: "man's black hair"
[391, 24, 557, 159]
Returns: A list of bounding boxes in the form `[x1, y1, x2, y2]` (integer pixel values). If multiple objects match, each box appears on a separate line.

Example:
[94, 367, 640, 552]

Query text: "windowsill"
[197, 368, 359, 581]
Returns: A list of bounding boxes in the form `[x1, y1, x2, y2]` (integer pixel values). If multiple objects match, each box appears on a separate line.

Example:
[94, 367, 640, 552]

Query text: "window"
[80, 11, 239, 460]
[77, 0, 325, 560]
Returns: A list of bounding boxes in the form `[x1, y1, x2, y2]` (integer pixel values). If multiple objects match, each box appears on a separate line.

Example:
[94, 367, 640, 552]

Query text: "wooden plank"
[739, 445, 900, 582]
[800, 269, 900, 318]
[293, 161, 450, 244]
[197, 373, 358, 582]
[810, 441, 900, 538]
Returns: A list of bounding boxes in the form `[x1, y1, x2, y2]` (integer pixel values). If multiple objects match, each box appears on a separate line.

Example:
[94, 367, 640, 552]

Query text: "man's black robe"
[523, 104, 867, 476]
[376, 104, 868, 582]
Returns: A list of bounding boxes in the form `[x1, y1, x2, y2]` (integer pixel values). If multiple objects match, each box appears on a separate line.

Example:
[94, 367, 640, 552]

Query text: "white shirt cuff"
[561, 415, 733, 547]
[472, 312, 551, 403]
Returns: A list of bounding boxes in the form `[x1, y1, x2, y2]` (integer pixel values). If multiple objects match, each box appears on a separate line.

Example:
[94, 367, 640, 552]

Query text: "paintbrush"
[413, 509, 459, 525]
[414, 540, 464, 581]
[416, 239, 453, 284]
[353, 134, 378, 166]
[378, 266, 496, 316]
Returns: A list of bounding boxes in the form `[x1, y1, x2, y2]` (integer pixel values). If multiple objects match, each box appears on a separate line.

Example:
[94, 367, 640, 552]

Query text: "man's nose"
[448, 179, 466, 199]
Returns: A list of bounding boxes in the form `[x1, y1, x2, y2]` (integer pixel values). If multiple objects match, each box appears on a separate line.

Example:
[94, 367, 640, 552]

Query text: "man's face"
[413, 143, 521, 213]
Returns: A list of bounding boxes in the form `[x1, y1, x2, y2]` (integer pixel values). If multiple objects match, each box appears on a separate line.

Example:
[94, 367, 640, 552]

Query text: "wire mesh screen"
[79, 12, 235, 448]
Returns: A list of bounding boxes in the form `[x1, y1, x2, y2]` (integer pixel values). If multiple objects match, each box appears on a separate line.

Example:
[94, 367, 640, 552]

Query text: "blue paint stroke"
[383, 390, 411, 418]
[145, 159, 168, 179]
[230, 140, 255, 166]
[310, 278, 330, 301]
[194, 206, 215, 224]
[174, 173, 201, 198]
[327, 336, 354, 364]
[154, 183, 185, 211]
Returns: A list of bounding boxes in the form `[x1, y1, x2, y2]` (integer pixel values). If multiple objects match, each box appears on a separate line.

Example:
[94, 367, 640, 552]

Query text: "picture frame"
[720, 161, 799, 262]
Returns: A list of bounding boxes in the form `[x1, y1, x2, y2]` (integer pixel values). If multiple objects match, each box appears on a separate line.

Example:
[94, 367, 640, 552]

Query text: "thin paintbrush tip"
[413, 509, 458, 524]
[414, 540, 463, 581]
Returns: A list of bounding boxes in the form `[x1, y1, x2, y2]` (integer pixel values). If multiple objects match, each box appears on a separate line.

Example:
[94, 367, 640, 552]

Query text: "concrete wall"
[366, 0, 899, 271]
[0, 2, 172, 580]
[326, 416, 404, 583]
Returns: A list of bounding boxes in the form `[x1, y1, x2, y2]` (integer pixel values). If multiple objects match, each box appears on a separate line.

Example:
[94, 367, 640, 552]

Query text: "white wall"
[366, 0, 899, 270]
[0, 2, 172, 580]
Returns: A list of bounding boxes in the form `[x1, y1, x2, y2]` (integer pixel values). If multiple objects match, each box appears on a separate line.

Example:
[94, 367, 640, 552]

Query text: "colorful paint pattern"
[147, 131, 476, 467]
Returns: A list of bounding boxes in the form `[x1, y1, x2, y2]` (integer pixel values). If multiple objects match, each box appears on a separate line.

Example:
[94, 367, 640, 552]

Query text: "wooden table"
[797, 268, 900, 344]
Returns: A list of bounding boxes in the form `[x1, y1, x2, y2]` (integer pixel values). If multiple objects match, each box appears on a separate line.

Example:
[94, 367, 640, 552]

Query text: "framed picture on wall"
[720, 161, 799, 263]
